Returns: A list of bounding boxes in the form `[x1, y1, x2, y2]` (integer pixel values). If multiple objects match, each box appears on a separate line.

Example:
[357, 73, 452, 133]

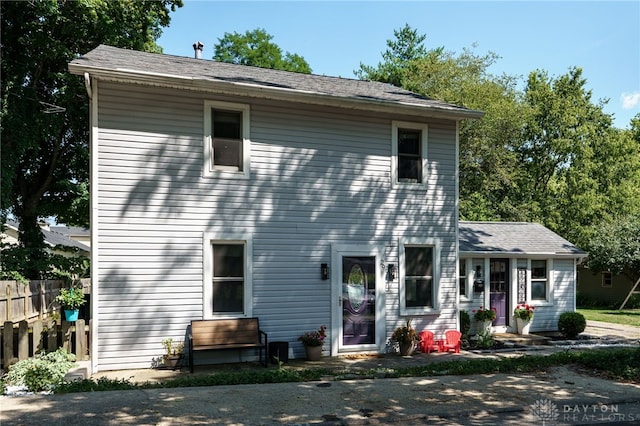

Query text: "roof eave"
[460, 250, 586, 258]
[68, 64, 485, 120]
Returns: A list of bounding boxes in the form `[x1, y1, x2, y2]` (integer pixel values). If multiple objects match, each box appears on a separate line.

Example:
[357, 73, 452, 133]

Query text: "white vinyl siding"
[93, 81, 459, 370]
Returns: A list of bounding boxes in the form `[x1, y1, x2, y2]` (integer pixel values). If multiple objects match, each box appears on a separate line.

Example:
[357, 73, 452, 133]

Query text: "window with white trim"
[391, 121, 428, 188]
[204, 100, 250, 178]
[459, 259, 468, 297]
[203, 235, 253, 318]
[531, 260, 548, 300]
[400, 239, 440, 314]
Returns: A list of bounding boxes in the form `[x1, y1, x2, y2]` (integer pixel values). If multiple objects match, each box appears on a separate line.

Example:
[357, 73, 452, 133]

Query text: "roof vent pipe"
[193, 41, 204, 59]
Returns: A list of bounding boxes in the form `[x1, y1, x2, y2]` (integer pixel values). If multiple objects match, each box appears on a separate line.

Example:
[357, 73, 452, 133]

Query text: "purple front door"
[489, 259, 509, 326]
[342, 256, 376, 346]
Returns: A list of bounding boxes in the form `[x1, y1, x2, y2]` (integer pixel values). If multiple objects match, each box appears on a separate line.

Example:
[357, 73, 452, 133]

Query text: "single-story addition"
[459, 221, 586, 333]
[66, 45, 589, 373]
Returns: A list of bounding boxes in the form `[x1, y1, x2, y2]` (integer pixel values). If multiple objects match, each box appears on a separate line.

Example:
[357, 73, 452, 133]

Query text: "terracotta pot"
[304, 345, 322, 361]
[163, 355, 181, 368]
[398, 342, 415, 356]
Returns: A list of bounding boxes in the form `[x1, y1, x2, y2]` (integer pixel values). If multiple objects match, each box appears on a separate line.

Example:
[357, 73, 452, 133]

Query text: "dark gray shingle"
[69, 45, 483, 119]
[459, 221, 585, 256]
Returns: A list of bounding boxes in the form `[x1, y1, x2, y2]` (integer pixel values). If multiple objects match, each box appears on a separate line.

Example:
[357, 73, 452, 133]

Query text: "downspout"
[84, 72, 92, 99]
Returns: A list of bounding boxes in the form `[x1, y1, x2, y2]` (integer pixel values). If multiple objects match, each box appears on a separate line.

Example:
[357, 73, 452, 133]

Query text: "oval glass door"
[342, 256, 375, 346]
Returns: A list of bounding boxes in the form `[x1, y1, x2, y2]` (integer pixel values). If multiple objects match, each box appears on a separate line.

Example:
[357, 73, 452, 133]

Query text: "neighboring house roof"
[3, 219, 90, 253]
[459, 221, 585, 257]
[50, 225, 90, 239]
[68, 45, 484, 121]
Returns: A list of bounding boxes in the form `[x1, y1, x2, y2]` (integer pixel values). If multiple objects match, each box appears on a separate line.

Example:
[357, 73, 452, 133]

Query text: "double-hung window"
[400, 239, 440, 315]
[392, 121, 428, 188]
[459, 259, 468, 298]
[602, 271, 613, 288]
[530, 260, 548, 301]
[204, 235, 253, 318]
[204, 100, 250, 178]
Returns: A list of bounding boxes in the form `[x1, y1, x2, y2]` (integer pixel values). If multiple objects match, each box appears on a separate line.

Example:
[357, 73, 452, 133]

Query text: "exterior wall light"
[388, 264, 396, 280]
[321, 263, 329, 280]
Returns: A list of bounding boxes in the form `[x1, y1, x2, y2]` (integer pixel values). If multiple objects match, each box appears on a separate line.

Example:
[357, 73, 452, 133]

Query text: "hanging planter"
[64, 309, 80, 322]
[54, 286, 86, 322]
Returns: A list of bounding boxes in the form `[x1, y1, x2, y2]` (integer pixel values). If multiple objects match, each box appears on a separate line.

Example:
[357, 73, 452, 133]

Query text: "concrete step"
[64, 360, 91, 381]
[493, 333, 552, 346]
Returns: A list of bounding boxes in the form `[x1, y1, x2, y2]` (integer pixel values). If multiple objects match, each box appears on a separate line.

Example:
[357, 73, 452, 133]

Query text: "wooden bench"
[188, 318, 268, 372]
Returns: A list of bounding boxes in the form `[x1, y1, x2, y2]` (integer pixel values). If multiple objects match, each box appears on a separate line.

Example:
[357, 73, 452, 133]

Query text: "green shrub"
[4, 348, 76, 392]
[459, 310, 471, 342]
[558, 311, 587, 339]
[475, 330, 494, 349]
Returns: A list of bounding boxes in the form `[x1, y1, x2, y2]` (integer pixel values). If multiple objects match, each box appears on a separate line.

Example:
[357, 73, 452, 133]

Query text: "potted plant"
[391, 319, 419, 356]
[162, 337, 184, 368]
[513, 304, 535, 334]
[472, 306, 497, 334]
[298, 325, 326, 361]
[54, 286, 86, 322]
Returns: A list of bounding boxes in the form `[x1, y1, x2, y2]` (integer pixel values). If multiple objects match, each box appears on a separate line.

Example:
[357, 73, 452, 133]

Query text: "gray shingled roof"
[5, 220, 90, 252]
[68, 45, 483, 120]
[459, 221, 585, 256]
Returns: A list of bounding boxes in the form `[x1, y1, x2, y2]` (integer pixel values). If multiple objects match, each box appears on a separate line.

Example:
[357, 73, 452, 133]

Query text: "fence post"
[5, 285, 12, 322]
[61, 321, 71, 352]
[75, 319, 86, 360]
[32, 319, 44, 354]
[47, 320, 57, 351]
[3, 321, 14, 369]
[18, 320, 29, 361]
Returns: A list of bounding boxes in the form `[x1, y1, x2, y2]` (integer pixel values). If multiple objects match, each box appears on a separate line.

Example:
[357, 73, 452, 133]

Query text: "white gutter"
[68, 65, 484, 121]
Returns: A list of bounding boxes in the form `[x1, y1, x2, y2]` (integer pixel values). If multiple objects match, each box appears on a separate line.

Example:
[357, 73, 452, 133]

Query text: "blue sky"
[157, 1, 640, 129]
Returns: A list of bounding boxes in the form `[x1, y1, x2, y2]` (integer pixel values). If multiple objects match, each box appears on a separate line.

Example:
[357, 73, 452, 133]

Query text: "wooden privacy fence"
[1, 318, 91, 369]
[0, 279, 91, 323]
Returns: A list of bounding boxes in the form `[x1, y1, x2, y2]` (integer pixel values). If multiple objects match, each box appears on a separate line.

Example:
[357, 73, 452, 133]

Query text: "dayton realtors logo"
[530, 399, 636, 424]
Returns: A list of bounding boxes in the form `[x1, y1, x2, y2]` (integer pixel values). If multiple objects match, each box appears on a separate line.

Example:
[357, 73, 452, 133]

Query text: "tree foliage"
[213, 28, 311, 74]
[358, 25, 640, 251]
[1, 0, 182, 278]
[585, 215, 640, 284]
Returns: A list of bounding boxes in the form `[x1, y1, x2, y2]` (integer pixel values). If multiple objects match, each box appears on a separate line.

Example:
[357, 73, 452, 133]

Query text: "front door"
[489, 259, 509, 326]
[341, 256, 376, 347]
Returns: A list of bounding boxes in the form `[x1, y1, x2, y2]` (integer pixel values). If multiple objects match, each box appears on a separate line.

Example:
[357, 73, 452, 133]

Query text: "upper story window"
[204, 100, 251, 179]
[531, 260, 548, 300]
[391, 121, 428, 188]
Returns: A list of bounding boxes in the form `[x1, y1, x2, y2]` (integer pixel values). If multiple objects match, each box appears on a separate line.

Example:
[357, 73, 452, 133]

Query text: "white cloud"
[621, 91, 640, 109]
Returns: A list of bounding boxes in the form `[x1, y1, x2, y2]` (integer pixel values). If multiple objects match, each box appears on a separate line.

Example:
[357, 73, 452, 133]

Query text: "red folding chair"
[419, 330, 441, 354]
[441, 330, 461, 353]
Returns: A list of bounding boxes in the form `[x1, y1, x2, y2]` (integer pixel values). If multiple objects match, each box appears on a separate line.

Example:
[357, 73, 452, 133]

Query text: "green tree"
[355, 23, 434, 86]
[1, 0, 182, 278]
[585, 215, 640, 286]
[213, 28, 311, 73]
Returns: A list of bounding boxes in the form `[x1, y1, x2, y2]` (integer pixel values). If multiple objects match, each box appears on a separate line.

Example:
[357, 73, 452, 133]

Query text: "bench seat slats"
[188, 318, 268, 371]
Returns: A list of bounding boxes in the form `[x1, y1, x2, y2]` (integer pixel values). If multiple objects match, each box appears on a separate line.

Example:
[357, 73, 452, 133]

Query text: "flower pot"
[480, 320, 493, 334]
[516, 317, 531, 335]
[398, 342, 415, 356]
[163, 355, 181, 368]
[304, 345, 322, 361]
[64, 309, 79, 322]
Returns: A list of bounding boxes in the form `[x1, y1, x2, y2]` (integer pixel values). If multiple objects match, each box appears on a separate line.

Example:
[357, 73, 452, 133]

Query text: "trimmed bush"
[558, 311, 587, 339]
[460, 310, 471, 342]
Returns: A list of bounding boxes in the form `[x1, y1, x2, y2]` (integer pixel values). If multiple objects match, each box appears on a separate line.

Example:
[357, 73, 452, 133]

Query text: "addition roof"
[459, 221, 585, 257]
[68, 45, 484, 120]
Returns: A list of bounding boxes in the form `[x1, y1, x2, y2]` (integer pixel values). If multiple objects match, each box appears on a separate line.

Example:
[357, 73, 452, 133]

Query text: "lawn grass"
[577, 308, 640, 327]
[54, 347, 640, 394]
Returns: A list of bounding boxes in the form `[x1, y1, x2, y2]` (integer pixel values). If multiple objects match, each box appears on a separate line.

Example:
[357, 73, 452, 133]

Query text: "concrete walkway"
[1, 322, 639, 425]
